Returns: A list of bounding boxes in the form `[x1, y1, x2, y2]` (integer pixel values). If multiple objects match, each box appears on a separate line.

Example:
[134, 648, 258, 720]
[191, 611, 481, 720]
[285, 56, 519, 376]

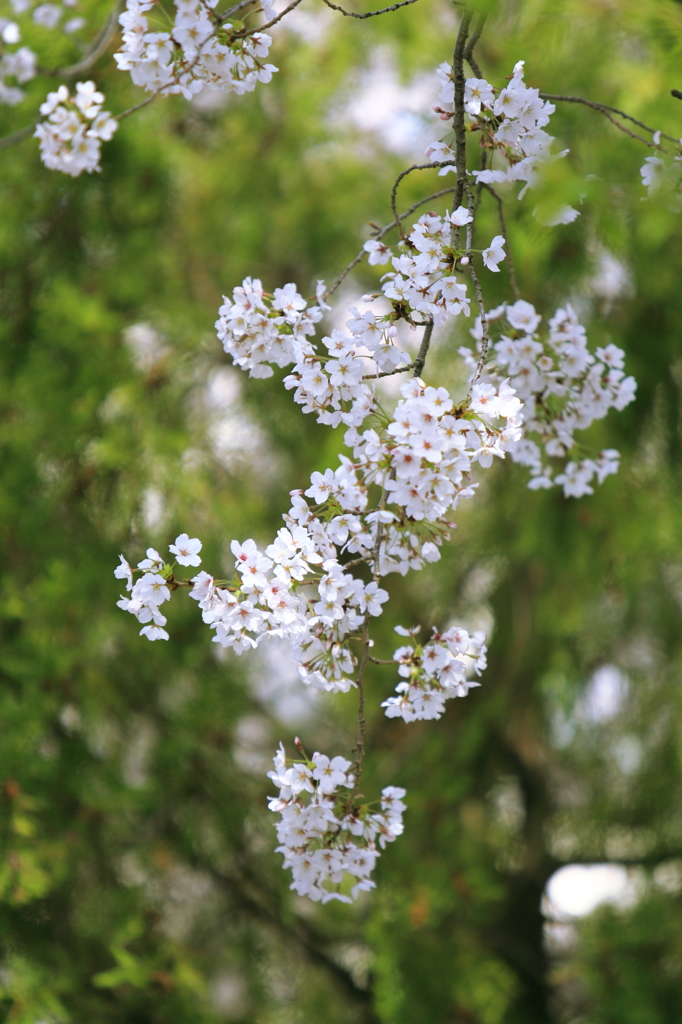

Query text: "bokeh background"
[2, 0, 682, 1020]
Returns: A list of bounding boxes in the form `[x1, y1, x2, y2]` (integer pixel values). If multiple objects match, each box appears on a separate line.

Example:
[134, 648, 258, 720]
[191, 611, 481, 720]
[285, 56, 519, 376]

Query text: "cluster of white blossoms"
[372, 209, 506, 319]
[382, 625, 487, 722]
[459, 299, 636, 496]
[215, 278, 324, 378]
[427, 60, 577, 224]
[268, 744, 405, 903]
[0, 19, 36, 106]
[1, 0, 88, 105]
[34, 81, 117, 176]
[114, 0, 277, 100]
[115, 533, 202, 642]
[110, 46, 645, 903]
[364, 208, 505, 310]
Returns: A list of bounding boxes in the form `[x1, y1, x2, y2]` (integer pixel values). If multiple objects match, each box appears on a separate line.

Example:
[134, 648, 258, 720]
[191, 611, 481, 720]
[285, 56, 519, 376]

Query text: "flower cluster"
[114, 0, 277, 100]
[364, 207, 505, 319]
[34, 80, 117, 176]
[115, 533, 202, 641]
[460, 299, 636, 495]
[268, 744, 405, 904]
[382, 625, 487, 722]
[215, 278, 324, 378]
[110, 50, 643, 905]
[0, 30, 36, 106]
[5, 0, 86, 34]
[428, 60, 575, 222]
[187, 531, 388, 694]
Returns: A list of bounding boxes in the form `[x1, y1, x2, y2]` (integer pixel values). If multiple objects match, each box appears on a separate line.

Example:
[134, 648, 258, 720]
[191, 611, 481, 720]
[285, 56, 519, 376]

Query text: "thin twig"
[412, 320, 434, 378]
[113, 94, 157, 121]
[231, 0, 305, 38]
[540, 93, 676, 147]
[323, 186, 456, 300]
[48, 1, 123, 77]
[362, 361, 415, 379]
[450, 8, 472, 245]
[480, 181, 520, 299]
[463, 11, 485, 79]
[319, 0, 420, 18]
[390, 161, 455, 240]
[0, 122, 36, 151]
[469, 259, 490, 387]
[220, 0, 260, 22]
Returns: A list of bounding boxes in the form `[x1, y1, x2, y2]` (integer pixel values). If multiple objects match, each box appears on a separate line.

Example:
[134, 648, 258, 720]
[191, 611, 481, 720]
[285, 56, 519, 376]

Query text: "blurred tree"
[1, 1, 682, 1022]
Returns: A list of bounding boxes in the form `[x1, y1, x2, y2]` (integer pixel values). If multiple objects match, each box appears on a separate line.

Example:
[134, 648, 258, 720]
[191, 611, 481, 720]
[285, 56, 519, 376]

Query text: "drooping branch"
[463, 11, 485, 79]
[412, 319, 434, 378]
[48, 1, 123, 78]
[320, 0, 421, 18]
[480, 181, 521, 299]
[540, 93, 678, 147]
[390, 161, 456, 240]
[324, 185, 456, 299]
[450, 8, 472, 238]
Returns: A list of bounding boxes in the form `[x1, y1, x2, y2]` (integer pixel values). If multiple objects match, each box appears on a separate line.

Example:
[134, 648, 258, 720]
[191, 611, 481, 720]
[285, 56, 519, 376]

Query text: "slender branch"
[220, 0, 260, 22]
[480, 181, 520, 299]
[48, 1, 123, 77]
[390, 161, 455, 240]
[540, 93, 677, 147]
[319, 0, 421, 18]
[450, 9, 472, 244]
[468, 260, 490, 387]
[349, 621, 371, 799]
[368, 656, 397, 665]
[324, 186, 456, 300]
[463, 11, 485, 79]
[412, 320, 434, 378]
[114, 94, 157, 121]
[362, 360, 415, 379]
[232, 0, 305, 38]
[200, 858, 379, 1016]
[0, 123, 36, 151]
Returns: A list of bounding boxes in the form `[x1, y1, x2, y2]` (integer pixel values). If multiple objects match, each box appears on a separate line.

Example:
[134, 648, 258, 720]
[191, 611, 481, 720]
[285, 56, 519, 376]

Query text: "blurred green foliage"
[1, 0, 682, 1020]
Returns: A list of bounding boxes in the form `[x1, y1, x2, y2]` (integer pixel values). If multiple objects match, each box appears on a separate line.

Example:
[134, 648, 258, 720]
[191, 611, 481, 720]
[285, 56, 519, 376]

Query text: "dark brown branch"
[672, 89, 682, 101]
[323, 186, 456, 300]
[48, 1, 123, 77]
[549, 850, 682, 870]
[319, 0, 420, 18]
[0, 122, 36, 151]
[362, 360, 416, 379]
[232, 0, 305, 38]
[199, 858, 379, 1016]
[468, 259, 490, 387]
[114, 94, 157, 121]
[390, 161, 455, 240]
[463, 11, 485, 79]
[450, 9, 472, 244]
[480, 181, 520, 299]
[540, 93, 676, 147]
[412, 320, 434, 378]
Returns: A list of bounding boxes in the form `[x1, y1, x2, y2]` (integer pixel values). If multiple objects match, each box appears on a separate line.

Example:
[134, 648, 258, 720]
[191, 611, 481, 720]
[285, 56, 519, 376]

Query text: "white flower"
[464, 76, 495, 114]
[482, 235, 506, 272]
[450, 206, 473, 226]
[169, 533, 203, 567]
